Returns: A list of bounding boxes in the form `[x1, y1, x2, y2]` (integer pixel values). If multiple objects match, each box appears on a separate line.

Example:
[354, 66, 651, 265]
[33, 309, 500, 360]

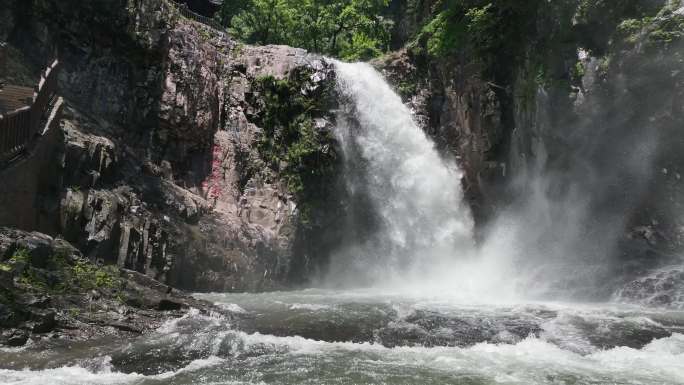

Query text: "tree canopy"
[220, 0, 393, 61]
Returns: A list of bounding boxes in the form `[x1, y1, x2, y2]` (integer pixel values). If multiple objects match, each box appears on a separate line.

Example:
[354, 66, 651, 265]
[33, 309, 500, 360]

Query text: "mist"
[322, 40, 681, 304]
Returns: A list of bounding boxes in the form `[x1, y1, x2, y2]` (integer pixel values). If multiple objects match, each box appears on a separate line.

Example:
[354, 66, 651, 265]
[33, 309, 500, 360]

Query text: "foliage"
[465, 3, 496, 54]
[575, 0, 663, 25]
[570, 61, 586, 84]
[420, 7, 467, 57]
[396, 79, 418, 98]
[8, 248, 31, 264]
[613, 5, 683, 47]
[413, 0, 541, 79]
[409, 0, 675, 87]
[4, 248, 121, 295]
[217, 0, 249, 27]
[250, 74, 338, 225]
[72, 260, 120, 290]
[573, 0, 666, 53]
[647, 14, 684, 45]
[222, 0, 392, 60]
[617, 18, 649, 45]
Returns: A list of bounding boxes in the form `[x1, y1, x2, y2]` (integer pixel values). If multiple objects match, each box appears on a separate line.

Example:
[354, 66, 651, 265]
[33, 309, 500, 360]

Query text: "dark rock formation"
[372, 0, 684, 303]
[1, 0, 341, 294]
[0, 227, 224, 347]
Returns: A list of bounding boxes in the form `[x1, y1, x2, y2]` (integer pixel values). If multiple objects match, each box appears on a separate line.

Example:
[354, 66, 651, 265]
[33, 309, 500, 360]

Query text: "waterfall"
[327, 61, 500, 294]
[325, 59, 667, 304]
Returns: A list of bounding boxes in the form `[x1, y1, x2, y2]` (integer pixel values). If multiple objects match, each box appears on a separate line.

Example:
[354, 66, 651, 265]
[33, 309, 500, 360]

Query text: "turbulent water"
[2, 62, 683, 384]
[2, 291, 684, 385]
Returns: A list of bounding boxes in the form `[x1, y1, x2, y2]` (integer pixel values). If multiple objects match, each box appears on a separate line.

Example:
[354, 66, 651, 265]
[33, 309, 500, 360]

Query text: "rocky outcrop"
[0, 227, 222, 347]
[377, 1, 684, 302]
[171, 45, 338, 290]
[1, 0, 341, 292]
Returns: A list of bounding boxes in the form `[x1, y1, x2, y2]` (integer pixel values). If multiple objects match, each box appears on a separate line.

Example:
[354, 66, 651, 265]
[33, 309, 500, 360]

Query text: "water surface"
[2, 289, 683, 385]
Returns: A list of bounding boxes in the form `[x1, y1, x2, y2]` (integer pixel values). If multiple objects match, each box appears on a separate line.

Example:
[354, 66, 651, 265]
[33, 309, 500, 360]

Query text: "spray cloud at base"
[323, 58, 673, 304]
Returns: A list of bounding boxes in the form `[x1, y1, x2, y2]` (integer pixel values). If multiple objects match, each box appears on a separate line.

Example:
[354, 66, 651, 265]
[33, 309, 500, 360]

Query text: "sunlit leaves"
[221, 0, 392, 60]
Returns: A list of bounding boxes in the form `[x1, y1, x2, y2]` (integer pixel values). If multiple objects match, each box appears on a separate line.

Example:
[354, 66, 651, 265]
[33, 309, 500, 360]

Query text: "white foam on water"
[0, 355, 227, 385]
[217, 303, 249, 314]
[2, 317, 681, 385]
[288, 303, 330, 311]
[234, 330, 684, 384]
[0, 339, 32, 354]
[155, 308, 224, 334]
[0, 366, 144, 385]
[156, 355, 226, 379]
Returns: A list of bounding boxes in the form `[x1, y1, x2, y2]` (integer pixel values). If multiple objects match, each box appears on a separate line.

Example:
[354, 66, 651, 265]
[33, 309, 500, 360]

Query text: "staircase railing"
[0, 58, 60, 163]
[171, 1, 223, 31]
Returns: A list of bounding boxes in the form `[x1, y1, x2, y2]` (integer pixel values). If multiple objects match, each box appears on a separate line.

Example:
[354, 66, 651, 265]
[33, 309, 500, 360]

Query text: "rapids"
[1, 291, 684, 384]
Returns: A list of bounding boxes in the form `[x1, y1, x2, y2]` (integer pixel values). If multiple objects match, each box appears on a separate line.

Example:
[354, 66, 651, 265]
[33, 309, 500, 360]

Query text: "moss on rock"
[249, 69, 340, 226]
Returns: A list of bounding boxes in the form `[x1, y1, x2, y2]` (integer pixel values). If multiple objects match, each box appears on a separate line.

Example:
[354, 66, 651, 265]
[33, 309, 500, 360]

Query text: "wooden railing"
[172, 1, 223, 31]
[0, 42, 6, 84]
[0, 59, 60, 163]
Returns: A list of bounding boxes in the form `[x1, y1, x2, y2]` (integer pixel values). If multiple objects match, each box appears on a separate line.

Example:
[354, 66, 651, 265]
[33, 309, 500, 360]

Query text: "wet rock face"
[377, 4, 684, 288]
[166, 48, 338, 291]
[616, 267, 684, 309]
[505, 8, 684, 293]
[157, 23, 224, 178]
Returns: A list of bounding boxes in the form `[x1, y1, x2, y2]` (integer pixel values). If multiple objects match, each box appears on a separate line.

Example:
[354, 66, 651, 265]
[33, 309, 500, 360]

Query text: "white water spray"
[328, 61, 516, 298]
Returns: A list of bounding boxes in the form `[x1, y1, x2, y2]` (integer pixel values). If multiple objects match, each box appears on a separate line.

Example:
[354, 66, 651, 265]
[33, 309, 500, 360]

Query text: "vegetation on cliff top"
[220, 0, 393, 60]
[220, 0, 678, 77]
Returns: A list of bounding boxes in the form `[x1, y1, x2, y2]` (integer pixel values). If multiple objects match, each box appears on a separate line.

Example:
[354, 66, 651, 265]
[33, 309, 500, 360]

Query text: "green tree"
[217, 0, 249, 29]
[221, 0, 392, 60]
[228, 0, 295, 45]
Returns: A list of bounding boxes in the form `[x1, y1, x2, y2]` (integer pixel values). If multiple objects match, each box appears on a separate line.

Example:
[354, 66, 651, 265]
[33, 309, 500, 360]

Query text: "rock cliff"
[377, 0, 684, 300]
[0, 0, 340, 293]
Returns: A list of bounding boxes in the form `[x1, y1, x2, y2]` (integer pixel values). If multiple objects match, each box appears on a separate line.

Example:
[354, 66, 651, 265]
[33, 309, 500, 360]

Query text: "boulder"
[31, 310, 57, 333]
[5, 331, 29, 347]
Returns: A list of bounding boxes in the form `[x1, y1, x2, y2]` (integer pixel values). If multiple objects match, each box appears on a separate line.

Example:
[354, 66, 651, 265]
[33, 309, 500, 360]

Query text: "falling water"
[325, 61, 523, 300]
[328, 61, 474, 284]
[326, 61, 672, 304]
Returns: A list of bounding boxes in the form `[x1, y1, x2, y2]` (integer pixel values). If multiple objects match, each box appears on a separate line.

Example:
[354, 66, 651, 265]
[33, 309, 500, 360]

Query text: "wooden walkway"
[0, 85, 34, 114]
[0, 59, 60, 165]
